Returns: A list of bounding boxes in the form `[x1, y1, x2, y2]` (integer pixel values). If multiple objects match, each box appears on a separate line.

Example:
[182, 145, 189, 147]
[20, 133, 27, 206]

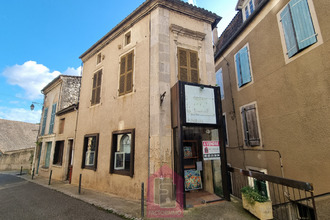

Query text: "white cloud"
[188, 0, 197, 6]
[2, 61, 81, 100]
[63, 66, 82, 76]
[0, 107, 42, 123]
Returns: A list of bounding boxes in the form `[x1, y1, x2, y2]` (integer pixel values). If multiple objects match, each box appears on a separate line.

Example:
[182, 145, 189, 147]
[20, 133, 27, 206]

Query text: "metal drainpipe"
[222, 57, 285, 177]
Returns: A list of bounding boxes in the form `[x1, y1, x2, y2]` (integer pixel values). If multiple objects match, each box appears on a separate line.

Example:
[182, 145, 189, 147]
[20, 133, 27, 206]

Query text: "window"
[216, 68, 224, 100]
[241, 103, 260, 146]
[81, 134, 99, 170]
[280, 0, 317, 58]
[110, 129, 135, 177]
[91, 70, 102, 105]
[53, 141, 64, 165]
[235, 45, 252, 88]
[125, 31, 131, 45]
[59, 118, 65, 134]
[119, 51, 134, 96]
[247, 168, 269, 199]
[49, 103, 56, 134]
[41, 107, 48, 136]
[44, 142, 52, 168]
[178, 48, 199, 83]
[243, 0, 254, 21]
[97, 53, 102, 64]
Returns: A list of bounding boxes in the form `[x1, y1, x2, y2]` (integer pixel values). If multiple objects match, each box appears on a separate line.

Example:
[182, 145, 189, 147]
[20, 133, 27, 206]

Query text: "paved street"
[0, 174, 123, 220]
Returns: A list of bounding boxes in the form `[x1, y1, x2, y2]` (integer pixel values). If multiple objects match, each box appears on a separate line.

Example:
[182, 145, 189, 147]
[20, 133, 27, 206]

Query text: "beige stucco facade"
[33, 76, 81, 180]
[215, 0, 330, 195]
[72, 0, 219, 200]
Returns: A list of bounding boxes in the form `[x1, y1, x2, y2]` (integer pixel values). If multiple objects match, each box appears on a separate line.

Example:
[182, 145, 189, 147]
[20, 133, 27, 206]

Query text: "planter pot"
[242, 194, 273, 220]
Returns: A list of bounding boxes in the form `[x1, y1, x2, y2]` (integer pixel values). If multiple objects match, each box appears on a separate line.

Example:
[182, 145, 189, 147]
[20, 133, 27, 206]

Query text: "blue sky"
[0, 0, 237, 123]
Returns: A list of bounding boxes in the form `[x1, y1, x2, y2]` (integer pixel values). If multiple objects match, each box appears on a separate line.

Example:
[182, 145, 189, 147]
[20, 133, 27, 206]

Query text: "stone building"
[215, 0, 330, 198]
[0, 119, 38, 171]
[72, 0, 224, 207]
[33, 75, 81, 180]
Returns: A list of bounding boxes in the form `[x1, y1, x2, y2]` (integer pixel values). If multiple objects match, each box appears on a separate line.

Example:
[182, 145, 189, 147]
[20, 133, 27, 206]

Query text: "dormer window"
[243, 0, 254, 21]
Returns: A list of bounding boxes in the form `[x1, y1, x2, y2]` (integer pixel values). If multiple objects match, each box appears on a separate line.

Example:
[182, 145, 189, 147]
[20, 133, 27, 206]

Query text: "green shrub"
[241, 186, 269, 204]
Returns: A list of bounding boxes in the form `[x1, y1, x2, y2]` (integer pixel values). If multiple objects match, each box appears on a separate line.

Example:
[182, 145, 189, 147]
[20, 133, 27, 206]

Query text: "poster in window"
[184, 169, 202, 191]
[114, 152, 125, 170]
[183, 146, 192, 158]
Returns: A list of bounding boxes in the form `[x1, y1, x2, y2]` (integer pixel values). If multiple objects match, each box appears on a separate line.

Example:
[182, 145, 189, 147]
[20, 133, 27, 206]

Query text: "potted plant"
[241, 186, 273, 219]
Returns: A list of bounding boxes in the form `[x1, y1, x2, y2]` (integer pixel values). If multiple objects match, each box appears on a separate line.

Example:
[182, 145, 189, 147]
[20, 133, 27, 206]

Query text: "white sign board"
[202, 141, 220, 160]
[185, 85, 217, 124]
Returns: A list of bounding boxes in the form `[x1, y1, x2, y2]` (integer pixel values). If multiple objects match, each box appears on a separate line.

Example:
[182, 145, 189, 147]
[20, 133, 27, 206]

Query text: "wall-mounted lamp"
[30, 102, 42, 111]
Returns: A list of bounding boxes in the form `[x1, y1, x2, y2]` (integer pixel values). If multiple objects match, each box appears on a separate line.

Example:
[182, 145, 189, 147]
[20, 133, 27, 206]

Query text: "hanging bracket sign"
[202, 141, 220, 160]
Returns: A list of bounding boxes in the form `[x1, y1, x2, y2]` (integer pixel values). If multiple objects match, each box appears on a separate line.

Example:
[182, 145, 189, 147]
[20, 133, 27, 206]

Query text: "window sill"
[110, 170, 132, 177]
[52, 164, 62, 168]
[82, 166, 97, 171]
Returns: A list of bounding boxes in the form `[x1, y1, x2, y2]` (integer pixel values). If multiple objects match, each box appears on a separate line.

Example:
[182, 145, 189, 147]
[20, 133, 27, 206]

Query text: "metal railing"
[228, 166, 317, 220]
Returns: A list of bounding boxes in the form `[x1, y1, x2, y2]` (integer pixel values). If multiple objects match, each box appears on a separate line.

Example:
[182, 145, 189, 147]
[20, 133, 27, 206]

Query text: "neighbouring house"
[72, 0, 227, 208]
[0, 119, 39, 171]
[33, 75, 81, 181]
[215, 0, 329, 202]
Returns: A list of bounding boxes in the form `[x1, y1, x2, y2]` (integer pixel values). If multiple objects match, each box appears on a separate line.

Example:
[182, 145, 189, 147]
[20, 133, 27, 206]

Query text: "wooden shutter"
[190, 51, 199, 83]
[241, 104, 260, 146]
[49, 103, 56, 134]
[178, 48, 199, 83]
[119, 51, 134, 96]
[126, 52, 133, 93]
[235, 53, 243, 87]
[289, 0, 317, 50]
[280, 5, 299, 57]
[41, 108, 48, 135]
[91, 70, 102, 105]
[178, 49, 188, 81]
[240, 46, 252, 86]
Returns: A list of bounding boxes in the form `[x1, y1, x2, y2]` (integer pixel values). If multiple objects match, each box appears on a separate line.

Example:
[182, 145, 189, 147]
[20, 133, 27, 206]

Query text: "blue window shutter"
[41, 108, 48, 136]
[216, 69, 224, 99]
[249, 0, 254, 14]
[280, 5, 299, 58]
[49, 103, 56, 134]
[45, 142, 52, 168]
[290, 0, 317, 50]
[239, 46, 252, 86]
[235, 53, 243, 87]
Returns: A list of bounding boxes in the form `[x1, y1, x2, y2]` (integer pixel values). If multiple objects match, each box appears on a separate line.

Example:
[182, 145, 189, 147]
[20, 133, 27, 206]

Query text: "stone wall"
[0, 148, 34, 171]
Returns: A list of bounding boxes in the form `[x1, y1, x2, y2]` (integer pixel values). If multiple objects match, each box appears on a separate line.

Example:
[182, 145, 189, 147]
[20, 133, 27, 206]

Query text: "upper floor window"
[41, 107, 48, 136]
[235, 45, 252, 88]
[49, 103, 57, 134]
[216, 68, 224, 100]
[243, 0, 254, 21]
[91, 70, 102, 105]
[241, 103, 260, 147]
[59, 118, 65, 134]
[119, 51, 134, 96]
[125, 31, 131, 46]
[280, 0, 317, 58]
[178, 48, 199, 83]
[97, 53, 102, 64]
